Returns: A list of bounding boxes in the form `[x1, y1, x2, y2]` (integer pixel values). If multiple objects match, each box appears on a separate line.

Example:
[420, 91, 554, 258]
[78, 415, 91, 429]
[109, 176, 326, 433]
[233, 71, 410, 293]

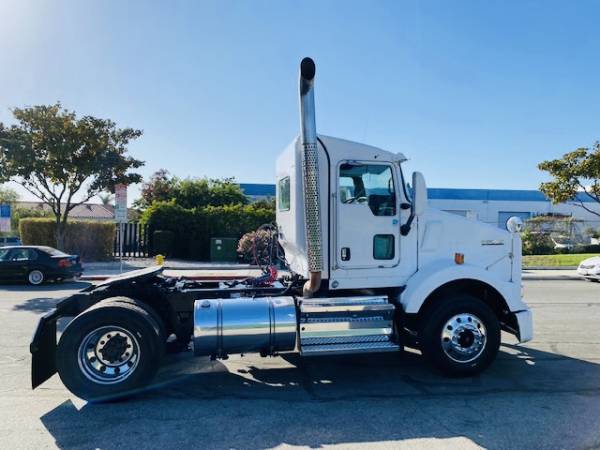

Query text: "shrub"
[574, 244, 600, 254]
[141, 201, 275, 260]
[521, 230, 554, 255]
[19, 218, 115, 261]
[237, 230, 274, 264]
[152, 230, 175, 257]
[10, 206, 52, 233]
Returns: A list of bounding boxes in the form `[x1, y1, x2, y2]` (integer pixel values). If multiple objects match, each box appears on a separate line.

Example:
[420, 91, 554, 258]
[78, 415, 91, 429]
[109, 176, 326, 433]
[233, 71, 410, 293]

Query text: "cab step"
[299, 296, 400, 356]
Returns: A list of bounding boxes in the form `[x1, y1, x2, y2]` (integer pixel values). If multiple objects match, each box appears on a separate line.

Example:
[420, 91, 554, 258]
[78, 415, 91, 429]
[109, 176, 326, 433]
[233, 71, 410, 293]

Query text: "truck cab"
[276, 132, 532, 347]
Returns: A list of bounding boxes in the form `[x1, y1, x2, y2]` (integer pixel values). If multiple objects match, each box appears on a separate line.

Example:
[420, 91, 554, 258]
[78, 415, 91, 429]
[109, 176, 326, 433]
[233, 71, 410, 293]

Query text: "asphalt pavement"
[0, 279, 599, 449]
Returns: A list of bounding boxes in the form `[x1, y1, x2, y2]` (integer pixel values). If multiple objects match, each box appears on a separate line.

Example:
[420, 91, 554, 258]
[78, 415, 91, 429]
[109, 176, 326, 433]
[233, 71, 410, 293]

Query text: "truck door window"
[373, 234, 395, 259]
[339, 163, 396, 216]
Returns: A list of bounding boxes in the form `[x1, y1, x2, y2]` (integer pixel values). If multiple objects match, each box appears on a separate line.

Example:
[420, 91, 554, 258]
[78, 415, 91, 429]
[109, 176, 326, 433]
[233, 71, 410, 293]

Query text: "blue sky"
[1, 0, 599, 203]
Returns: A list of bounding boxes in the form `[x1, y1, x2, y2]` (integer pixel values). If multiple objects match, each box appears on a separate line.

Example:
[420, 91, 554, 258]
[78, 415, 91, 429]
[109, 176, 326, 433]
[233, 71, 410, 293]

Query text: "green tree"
[134, 170, 248, 210]
[539, 141, 600, 218]
[134, 169, 177, 209]
[98, 192, 114, 206]
[0, 185, 19, 205]
[0, 103, 144, 249]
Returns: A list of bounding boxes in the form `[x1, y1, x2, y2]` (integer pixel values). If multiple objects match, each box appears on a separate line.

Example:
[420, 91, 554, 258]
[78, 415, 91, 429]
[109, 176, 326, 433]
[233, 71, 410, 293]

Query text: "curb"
[522, 275, 582, 281]
[523, 266, 578, 270]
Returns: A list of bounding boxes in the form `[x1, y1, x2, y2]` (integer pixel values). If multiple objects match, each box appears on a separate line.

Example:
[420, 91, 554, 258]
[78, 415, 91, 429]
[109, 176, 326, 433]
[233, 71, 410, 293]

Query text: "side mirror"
[412, 171, 427, 217]
[400, 171, 427, 236]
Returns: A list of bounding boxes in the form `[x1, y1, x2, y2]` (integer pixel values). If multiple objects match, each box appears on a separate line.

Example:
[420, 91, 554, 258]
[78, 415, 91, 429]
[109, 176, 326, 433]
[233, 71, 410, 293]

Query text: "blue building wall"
[240, 183, 600, 228]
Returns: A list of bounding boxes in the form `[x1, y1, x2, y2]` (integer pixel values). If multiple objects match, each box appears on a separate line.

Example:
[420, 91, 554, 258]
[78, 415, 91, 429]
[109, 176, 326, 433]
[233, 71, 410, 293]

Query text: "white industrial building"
[241, 184, 600, 230]
[427, 188, 600, 229]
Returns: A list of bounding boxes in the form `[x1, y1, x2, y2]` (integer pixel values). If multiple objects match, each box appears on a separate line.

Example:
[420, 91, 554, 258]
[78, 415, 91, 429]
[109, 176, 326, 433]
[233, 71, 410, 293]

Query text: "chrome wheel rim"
[441, 313, 487, 363]
[78, 326, 141, 385]
[29, 270, 43, 285]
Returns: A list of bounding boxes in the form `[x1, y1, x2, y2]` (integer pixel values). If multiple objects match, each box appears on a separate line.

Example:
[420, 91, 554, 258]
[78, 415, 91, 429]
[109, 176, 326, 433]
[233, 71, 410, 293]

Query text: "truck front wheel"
[420, 295, 500, 377]
[56, 302, 162, 402]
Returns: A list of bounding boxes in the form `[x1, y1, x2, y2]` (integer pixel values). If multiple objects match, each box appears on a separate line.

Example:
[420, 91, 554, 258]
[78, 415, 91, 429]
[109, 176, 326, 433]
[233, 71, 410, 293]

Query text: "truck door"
[335, 161, 400, 269]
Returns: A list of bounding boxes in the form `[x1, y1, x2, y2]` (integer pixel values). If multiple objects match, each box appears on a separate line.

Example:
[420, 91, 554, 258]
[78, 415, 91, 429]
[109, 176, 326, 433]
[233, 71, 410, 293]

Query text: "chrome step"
[299, 295, 399, 356]
[301, 340, 400, 356]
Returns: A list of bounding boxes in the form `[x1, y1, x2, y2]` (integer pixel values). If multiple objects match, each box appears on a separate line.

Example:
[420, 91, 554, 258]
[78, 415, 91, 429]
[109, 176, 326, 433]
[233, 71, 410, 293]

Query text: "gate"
[114, 223, 149, 257]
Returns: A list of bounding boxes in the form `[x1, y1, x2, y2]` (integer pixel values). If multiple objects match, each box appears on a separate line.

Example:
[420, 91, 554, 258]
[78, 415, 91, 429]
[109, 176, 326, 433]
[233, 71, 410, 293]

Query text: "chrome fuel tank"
[193, 296, 297, 357]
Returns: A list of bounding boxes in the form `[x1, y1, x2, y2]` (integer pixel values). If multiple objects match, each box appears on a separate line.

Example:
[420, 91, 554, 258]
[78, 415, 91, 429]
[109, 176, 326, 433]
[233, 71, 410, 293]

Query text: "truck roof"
[311, 135, 407, 164]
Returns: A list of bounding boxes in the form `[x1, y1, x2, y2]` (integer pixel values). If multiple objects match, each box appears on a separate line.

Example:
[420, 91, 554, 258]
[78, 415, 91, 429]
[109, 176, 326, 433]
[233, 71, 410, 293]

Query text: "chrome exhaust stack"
[299, 57, 323, 297]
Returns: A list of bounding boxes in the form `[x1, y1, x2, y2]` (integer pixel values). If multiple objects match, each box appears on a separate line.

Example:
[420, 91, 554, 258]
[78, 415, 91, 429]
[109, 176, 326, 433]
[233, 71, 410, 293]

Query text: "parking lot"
[0, 279, 599, 449]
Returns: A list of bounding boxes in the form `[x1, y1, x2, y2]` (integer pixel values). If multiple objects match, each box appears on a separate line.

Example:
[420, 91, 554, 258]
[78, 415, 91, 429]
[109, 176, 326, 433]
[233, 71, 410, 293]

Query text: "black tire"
[420, 295, 500, 377]
[96, 297, 167, 359]
[56, 302, 162, 402]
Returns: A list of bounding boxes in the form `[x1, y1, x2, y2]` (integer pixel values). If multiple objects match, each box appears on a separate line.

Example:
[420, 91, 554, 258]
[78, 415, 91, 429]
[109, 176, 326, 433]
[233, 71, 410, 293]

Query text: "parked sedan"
[577, 256, 600, 282]
[0, 246, 83, 285]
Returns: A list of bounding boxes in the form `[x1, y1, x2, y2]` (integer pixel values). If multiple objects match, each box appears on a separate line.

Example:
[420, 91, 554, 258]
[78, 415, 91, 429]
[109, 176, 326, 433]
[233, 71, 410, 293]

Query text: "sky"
[1, 0, 599, 205]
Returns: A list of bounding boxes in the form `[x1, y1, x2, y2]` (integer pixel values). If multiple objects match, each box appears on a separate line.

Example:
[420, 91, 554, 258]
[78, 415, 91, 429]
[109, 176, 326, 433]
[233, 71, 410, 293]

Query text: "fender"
[401, 260, 527, 314]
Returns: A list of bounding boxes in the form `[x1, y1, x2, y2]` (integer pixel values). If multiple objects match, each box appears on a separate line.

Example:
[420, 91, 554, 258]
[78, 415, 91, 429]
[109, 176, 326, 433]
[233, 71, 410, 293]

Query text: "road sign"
[0, 204, 11, 232]
[114, 184, 128, 223]
[0, 204, 10, 218]
[0, 218, 10, 232]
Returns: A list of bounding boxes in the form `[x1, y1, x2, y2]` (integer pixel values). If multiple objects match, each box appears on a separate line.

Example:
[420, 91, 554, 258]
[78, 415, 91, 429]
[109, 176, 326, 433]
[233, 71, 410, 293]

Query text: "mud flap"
[30, 294, 87, 389]
[30, 310, 59, 389]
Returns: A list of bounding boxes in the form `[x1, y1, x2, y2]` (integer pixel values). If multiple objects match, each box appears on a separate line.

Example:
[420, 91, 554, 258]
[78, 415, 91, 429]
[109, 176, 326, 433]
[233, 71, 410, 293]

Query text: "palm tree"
[98, 192, 114, 206]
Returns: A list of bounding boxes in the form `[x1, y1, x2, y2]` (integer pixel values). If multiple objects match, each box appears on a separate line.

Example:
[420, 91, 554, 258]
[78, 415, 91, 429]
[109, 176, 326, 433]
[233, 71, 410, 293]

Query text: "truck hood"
[418, 208, 517, 282]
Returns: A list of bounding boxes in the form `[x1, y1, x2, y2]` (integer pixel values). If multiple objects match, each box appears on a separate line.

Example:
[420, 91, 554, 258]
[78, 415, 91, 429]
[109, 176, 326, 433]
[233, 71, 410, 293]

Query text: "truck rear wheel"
[56, 302, 162, 402]
[96, 297, 167, 359]
[420, 295, 500, 377]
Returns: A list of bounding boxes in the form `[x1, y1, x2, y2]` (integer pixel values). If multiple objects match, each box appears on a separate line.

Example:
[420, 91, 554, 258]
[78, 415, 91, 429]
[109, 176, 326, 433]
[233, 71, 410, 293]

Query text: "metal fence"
[113, 223, 150, 257]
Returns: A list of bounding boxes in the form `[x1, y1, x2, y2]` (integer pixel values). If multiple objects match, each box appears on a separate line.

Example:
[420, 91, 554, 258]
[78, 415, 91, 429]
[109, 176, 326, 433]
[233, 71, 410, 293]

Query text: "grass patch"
[523, 253, 600, 267]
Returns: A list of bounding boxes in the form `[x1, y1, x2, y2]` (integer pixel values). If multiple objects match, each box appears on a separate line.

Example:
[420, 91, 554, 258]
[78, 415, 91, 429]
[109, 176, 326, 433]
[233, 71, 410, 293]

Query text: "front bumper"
[577, 267, 600, 279]
[514, 309, 533, 343]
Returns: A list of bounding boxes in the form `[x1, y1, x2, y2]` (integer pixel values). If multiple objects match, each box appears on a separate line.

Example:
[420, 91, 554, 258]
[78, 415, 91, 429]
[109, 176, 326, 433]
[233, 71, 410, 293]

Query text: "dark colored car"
[0, 246, 83, 285]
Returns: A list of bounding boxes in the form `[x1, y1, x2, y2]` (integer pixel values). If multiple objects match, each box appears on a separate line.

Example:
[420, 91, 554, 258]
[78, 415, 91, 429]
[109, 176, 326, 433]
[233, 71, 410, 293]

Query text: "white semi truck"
[31, 58, 532, 402]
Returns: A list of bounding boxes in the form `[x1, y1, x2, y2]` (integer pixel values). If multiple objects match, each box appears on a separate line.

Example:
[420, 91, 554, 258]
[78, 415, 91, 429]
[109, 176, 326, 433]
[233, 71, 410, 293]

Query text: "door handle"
[341, 247, 351, 261]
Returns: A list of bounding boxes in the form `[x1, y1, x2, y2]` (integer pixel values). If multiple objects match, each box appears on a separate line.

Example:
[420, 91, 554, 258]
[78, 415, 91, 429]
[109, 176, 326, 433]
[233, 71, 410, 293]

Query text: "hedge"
[19, 218, 115, 261]
[141, 202, 275, 260]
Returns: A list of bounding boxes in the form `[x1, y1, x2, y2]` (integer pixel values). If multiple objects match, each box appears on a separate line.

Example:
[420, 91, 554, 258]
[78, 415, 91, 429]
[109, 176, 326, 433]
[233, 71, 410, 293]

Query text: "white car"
[577, 256, 600, 281]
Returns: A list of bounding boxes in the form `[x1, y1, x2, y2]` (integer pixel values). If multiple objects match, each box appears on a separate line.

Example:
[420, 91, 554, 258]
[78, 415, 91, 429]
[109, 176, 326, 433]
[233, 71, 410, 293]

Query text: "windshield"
[0, 249, 10, 261]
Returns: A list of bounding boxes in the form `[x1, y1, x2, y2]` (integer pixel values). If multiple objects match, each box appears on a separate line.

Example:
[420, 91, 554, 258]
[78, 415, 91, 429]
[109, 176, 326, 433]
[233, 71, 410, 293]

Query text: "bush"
[574, 244, 600, 254]
[19, 219, 115, 261]
[141, 201, 275, 260]
[152, 230, 175, 257]
[521, 230, 554, 255]
[237, 230, 273, 264]
[10, 207, 52, 233]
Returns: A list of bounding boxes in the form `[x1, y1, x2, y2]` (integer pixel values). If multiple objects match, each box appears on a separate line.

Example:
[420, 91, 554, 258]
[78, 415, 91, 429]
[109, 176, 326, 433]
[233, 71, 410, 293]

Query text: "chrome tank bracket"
[193, 297, 297, 358]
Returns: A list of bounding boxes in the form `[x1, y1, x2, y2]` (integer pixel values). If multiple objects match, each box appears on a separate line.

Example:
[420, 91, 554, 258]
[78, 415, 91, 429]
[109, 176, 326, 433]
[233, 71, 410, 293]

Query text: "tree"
[98, 192, 114, 206]
[134, 169, 178, 209]
[0, 185, 18, 205]
[539, 141, 600, 218]
[134, 170, 248, 210]
[0, 103, 144, 249]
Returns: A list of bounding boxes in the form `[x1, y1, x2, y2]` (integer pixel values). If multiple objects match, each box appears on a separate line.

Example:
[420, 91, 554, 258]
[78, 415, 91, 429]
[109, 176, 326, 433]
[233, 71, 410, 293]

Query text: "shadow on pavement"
[39, 344, 600, 449]
[9, 282, 91, 314]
